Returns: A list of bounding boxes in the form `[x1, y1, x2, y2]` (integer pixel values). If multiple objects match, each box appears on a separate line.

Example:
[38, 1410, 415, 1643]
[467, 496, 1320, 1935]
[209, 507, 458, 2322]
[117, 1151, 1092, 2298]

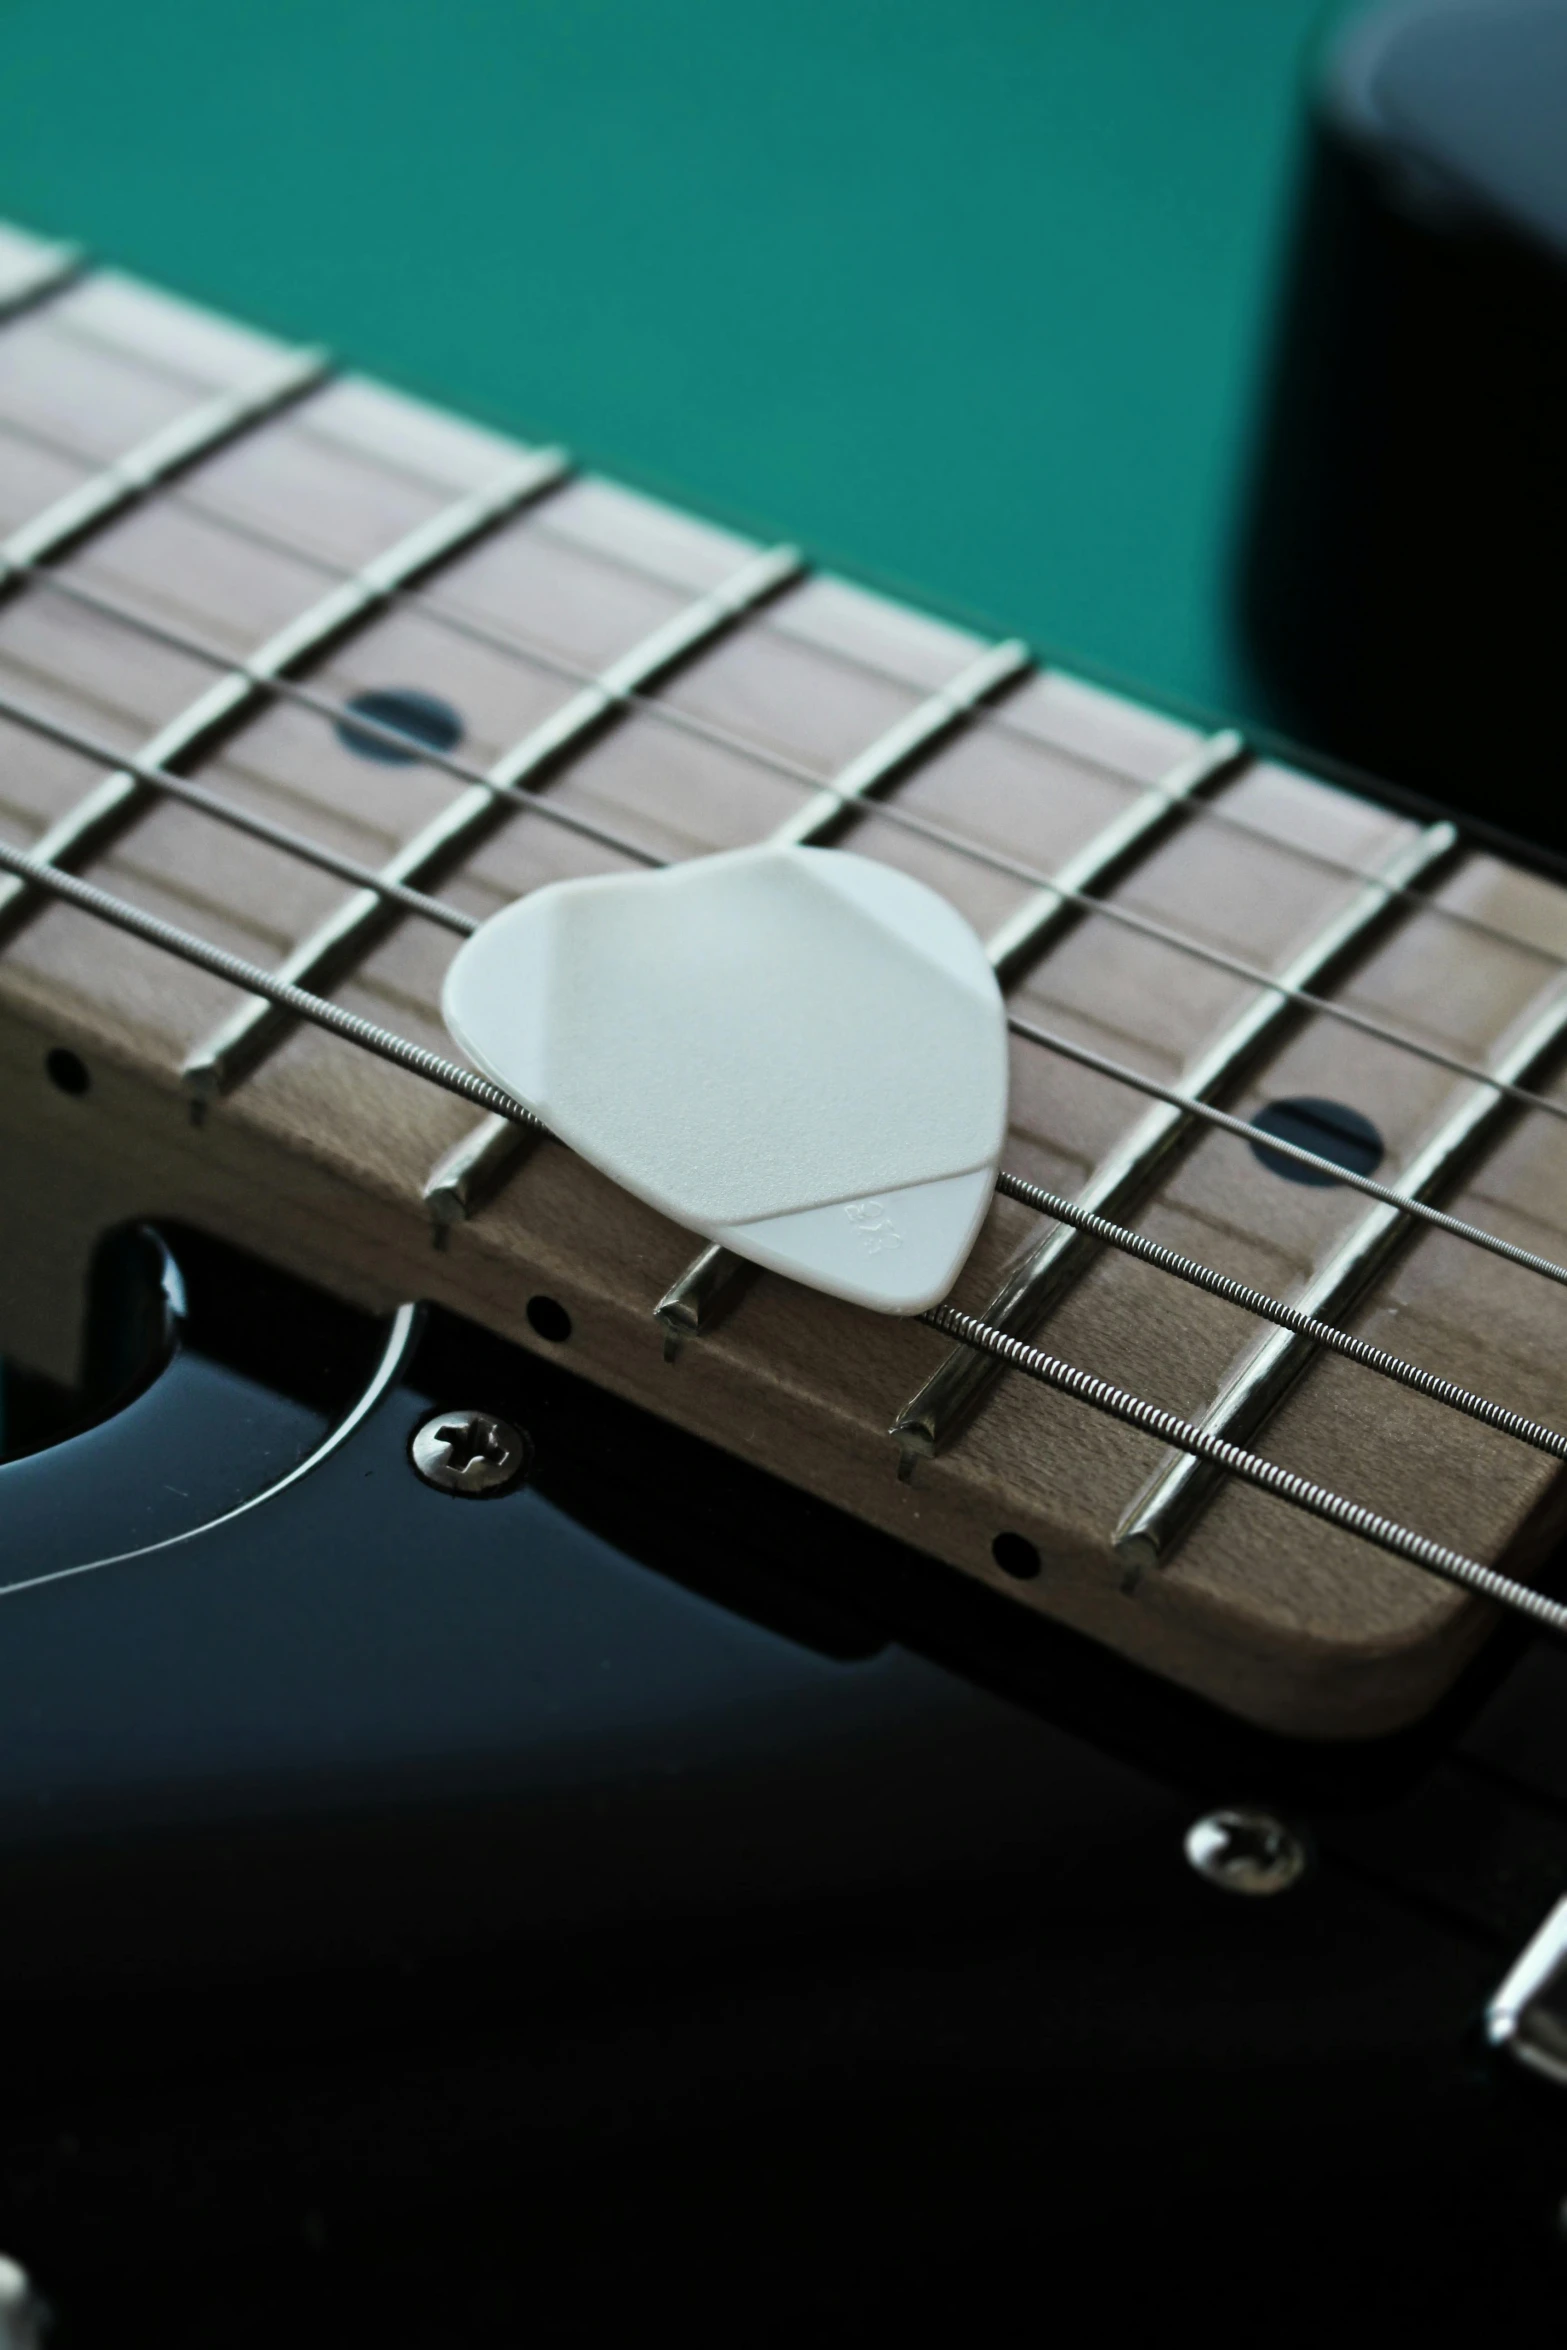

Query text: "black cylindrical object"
[1239, 0, 1567, 846]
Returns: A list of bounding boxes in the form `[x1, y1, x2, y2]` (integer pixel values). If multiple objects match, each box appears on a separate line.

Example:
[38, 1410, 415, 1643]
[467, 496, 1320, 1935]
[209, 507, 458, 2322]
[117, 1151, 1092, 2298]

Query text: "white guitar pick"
[442, 844, 1009, 1313]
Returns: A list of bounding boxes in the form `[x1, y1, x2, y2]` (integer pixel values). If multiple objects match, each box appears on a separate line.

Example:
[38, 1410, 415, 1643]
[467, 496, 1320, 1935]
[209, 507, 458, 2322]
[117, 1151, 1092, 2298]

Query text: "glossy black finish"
[3, 1227, 1567, 2338]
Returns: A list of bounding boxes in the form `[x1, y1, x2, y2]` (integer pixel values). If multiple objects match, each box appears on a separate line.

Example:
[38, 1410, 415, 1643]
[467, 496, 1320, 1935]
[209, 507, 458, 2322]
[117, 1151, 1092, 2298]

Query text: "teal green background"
[0, 0, 1341, 719]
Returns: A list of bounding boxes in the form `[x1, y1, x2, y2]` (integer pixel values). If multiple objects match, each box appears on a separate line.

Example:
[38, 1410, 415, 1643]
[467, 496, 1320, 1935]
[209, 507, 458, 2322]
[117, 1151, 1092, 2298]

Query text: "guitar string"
[4, 290, 1563, 1624]
[920, 1304, 1567, 1637]
[3, 684, 1564, 1465]
[0, 396, 1559, 983]
[124, 480, 1567, 977]
[2, 675, 1566, 1296]
[8, 562, 1567, 1138]
[987, 1168, 1567, 1460]
[0, 825, 1560, 1639]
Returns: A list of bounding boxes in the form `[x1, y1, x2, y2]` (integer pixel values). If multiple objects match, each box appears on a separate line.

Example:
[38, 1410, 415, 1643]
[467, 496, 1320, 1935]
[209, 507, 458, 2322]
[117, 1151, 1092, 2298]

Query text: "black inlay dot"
[1248, 1096, 1384, 1188]
[526, 1294, 573, 1344]
[45, 1047, 89, 1097]
[991, 1531, 1041, 1581]
[336, 688, 464, 766]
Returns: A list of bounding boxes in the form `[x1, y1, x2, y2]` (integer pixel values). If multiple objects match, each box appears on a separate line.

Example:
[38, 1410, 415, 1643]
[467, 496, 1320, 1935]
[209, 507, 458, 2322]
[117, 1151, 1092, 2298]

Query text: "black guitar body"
[4, 1225, 1567, 2341]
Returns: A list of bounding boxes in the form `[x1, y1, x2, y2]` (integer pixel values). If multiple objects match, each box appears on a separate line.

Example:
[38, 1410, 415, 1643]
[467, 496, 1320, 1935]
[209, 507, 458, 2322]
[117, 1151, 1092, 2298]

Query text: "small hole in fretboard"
[45, 1047, 89, 1097]
[1248, 1096, 1384, 1188]
[526, 1295, 573, 1344]
[336, 688, 464, 766]
[991, 1531, 1041, 1581]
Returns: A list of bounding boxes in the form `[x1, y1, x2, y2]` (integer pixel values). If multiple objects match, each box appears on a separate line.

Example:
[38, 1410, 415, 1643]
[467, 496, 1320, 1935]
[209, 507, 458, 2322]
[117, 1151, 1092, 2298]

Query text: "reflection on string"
[7, 561, 1567, 1133]
[1, 393, 1561, 981]
[0, 827, 1562, 1642]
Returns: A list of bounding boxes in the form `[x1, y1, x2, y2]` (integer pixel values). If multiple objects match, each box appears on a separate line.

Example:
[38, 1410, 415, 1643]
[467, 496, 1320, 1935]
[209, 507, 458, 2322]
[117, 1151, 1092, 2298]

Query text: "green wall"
[0, 0, 1341, 718]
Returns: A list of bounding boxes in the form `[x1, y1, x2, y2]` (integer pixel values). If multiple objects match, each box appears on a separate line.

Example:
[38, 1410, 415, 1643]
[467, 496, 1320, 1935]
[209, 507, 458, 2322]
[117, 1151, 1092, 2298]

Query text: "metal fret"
[535, 633, 1030, 1312]
[12, 420, 1562, 986]
[5, 816, 1566, 1643]
[988, 1165, 1567, 1463]
[981, 727, 1248, 978]
[0, 446, 566, 935]
[891, 816, 1462, 1470]
[420, 543, 812, 1228]
[0, 343, 327, 579]
[1005, 1005, 1567, 1284]
[654, 723, 1251, 1351]
[6, 340, 1563, 1003]
[15, 551, 1567, 1133]
[0, 231, 82, 322]
[189, 542, 803, 1102]
[771, 637, 1031, 845]
[921, 1302, 1567, 1638]
[1115, 975, 1567, 1574]
[425, 634, 1027, 1236]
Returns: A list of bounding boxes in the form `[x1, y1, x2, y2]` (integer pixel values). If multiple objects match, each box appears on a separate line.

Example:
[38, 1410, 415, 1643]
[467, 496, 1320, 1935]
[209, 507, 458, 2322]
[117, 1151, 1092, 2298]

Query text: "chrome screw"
[0, 2255, 49, 2350]
[410, 1409, 530, 1497]
[1184, 1807, 1307, 1897]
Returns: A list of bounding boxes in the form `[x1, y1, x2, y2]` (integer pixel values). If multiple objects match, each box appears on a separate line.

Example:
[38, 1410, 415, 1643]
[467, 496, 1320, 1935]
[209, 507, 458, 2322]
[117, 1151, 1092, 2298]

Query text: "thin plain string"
[2, 671, 1566, 1303]
[1, 393, 1561, 985]
[0, 825, 1560, 1641]
[142, 471, 1567, 979]
[1004, 1006, 1567, 1290]
[4, 283, 1564, 1635]
[9, 560, 1567, 1141]
[4, 682, 1566, 1466]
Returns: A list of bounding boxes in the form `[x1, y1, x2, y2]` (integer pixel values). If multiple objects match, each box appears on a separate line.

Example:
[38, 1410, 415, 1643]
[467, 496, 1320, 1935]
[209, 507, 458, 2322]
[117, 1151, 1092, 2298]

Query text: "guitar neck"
[1, 216, 1564, 1739]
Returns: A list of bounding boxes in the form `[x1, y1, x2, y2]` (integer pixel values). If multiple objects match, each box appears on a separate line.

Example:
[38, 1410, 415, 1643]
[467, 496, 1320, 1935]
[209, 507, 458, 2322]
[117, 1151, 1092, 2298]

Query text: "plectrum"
[441, 843, 1009, 1313]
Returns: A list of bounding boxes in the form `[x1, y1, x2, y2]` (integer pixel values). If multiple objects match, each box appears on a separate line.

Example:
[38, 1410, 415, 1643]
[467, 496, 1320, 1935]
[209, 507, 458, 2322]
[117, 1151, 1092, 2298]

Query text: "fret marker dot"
[337, 688, 464, 766]
[1248, 1096, 1384, 1188]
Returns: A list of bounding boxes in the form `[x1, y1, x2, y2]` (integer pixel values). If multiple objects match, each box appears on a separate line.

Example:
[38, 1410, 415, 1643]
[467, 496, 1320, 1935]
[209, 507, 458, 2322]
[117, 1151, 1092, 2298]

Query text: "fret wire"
[923, 1304, 1567, 1640]
[13, 559, 1567, 1138]
[2, 563, 669, 871]
[655, 726, 1251, 1349]
[1114, 979, 1567, 1571]
[990, 1168, 1567, 1464]
[513, 506, 1567, 945]
[0, 387, 1549, 986]
[0, 450, 569, 938]
[0, 684, 478, 933]
[171, 483, 1567, 975]
[0, 238, 83, 324]
[2, 380, 1562, 985]
[893, 820, 1460, 1463]
[0, 820, 1556, 1638]
[427, 633, 1035, 1231]
[3, 613, 1560, 1309]
[1003, 1003, 1567, 1288]
[5, 268, 1561, 1654]
[3, 451, 1559, 1372]
[179, 543, 805, 1101]
[9, 630, 1555, 1469]
[0, 345, 328, 577]
[0, 831, 539, 1123]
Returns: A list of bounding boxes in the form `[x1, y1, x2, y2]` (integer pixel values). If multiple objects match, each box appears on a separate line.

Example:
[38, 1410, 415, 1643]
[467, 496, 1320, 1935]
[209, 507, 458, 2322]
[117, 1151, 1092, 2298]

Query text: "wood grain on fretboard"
[1, 218, 1564, 1736]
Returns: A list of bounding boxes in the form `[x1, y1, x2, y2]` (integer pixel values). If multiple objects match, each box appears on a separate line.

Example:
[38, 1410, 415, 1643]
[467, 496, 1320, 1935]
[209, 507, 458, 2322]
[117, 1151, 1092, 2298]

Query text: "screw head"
[410, 1409, 530, 1497]
[1184, 1807, 1307, 1897]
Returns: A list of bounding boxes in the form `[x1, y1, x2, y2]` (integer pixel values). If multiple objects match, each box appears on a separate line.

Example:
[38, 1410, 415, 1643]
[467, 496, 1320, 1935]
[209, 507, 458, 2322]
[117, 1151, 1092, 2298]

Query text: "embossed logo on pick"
[441, 843, 1009, 1312]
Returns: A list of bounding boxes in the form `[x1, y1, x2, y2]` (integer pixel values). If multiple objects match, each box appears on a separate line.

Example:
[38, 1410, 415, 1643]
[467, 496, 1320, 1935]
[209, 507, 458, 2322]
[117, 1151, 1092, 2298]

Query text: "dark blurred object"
[1239, 0, 1567, 847]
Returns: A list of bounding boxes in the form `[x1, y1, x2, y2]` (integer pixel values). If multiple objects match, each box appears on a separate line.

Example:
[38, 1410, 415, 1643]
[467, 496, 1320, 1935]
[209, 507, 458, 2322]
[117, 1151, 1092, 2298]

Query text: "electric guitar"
[3, 216, 1567, 2341]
